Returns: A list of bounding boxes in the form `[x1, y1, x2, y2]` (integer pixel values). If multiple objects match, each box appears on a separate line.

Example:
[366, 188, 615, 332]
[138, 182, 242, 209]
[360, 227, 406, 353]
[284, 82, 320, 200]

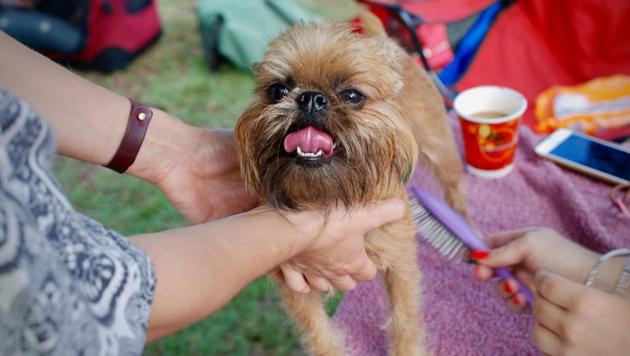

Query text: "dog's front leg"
[273, 271, 345, 356]
[381, 220, 428, 356]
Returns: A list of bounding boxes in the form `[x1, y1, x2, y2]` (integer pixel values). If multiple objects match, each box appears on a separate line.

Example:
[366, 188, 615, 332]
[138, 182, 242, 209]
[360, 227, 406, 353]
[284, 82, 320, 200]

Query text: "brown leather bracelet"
[105, 99, 153, 173]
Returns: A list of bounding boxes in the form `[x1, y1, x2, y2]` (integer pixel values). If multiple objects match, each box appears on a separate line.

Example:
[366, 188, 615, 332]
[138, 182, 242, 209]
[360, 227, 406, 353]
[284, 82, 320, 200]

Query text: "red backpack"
[0, 0, 161, 73]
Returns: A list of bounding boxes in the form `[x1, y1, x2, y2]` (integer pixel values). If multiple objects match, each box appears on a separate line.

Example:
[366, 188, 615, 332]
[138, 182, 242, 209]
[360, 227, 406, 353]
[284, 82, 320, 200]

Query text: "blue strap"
[438, 1, 505, 86]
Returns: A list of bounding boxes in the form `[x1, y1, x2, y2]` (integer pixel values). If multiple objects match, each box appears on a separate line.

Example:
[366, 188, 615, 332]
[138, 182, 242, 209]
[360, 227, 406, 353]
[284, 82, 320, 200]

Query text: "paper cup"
[454, 86, 527, 179]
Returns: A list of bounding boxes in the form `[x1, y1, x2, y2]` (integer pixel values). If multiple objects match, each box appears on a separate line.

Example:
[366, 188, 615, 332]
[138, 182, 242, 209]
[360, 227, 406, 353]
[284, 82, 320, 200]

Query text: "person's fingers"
[280, 264, 310, 293]
[474, 264, 494, 281]
[506, 293, 528, 313]
[535, 270, 585, 310]
[349, 256, 378, 282]
[474, 263, 532, 288]
[533, 291, 567, 336]
[329, 274, 357, 292]
[531, 321, 563, 356]
[354, 198, 405, 232]
[496, 279, 518, 299]
[485, 228, 538, 248]
[514, 269, 536, 292]
[470, 236, 532, 269]
[304, 273, 333, 293]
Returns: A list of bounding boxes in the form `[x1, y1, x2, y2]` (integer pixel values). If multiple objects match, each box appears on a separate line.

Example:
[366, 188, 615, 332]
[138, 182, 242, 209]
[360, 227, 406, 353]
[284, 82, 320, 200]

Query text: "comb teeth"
[410, 197, 469, 261]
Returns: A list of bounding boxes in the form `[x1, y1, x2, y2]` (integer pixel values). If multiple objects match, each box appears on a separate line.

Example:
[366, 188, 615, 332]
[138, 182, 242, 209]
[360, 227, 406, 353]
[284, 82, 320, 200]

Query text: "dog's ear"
[358, 12, 405, 93]
[361, 36, 405, 96]
[359, 11, 405, 69]
[373, 37, 405, 72]
[358, 11, 387, 37]
[234, 103, 263, 198]
[252, 62, 261, 74]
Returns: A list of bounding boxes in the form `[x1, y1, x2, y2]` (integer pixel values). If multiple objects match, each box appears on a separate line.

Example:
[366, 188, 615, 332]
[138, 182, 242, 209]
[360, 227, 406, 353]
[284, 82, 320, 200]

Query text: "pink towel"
[332, 114, 630, 355]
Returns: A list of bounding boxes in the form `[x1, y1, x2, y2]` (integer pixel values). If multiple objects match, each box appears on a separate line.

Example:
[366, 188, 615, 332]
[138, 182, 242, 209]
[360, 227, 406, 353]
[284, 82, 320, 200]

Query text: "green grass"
[54, 0, 359, 354]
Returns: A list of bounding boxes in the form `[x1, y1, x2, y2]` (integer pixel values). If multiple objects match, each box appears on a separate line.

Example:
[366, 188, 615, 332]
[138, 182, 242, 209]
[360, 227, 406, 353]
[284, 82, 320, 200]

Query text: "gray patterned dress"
[0, 89, 155, 355]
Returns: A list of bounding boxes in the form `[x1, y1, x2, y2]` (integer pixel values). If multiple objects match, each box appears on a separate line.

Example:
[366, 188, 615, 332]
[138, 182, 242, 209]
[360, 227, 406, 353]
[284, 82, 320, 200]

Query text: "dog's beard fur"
[236, 22, 418, 210]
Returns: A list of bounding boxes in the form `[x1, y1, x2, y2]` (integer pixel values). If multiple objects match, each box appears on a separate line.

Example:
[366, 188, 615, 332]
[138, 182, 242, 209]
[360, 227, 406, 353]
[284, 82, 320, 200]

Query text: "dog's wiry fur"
[236, 14, 467, 356]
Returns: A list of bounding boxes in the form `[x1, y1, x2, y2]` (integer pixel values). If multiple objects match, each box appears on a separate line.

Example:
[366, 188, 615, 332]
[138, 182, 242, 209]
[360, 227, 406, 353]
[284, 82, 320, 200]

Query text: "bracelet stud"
[105, 99, 153, 173]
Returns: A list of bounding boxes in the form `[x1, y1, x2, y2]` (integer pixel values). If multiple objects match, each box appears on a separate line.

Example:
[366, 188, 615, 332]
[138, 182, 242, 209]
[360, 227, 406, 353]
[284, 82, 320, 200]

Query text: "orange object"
[454, 86, 527, 179]
[535, 75, 630, 135]
[460, 119, 519, 171]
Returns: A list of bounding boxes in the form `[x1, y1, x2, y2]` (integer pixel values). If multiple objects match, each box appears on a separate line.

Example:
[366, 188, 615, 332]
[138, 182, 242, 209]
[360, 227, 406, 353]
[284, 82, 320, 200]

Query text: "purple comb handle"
[411, 186, 534, 305]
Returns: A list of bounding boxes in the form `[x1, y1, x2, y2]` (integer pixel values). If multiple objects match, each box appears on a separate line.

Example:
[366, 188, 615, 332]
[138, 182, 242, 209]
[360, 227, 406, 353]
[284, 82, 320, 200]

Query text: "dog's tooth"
[295, 146, 325, 158]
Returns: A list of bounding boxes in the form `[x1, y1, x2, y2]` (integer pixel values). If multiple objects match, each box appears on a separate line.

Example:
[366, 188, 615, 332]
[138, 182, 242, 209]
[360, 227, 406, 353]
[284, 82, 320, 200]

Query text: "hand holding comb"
[409, 185, 534, 305]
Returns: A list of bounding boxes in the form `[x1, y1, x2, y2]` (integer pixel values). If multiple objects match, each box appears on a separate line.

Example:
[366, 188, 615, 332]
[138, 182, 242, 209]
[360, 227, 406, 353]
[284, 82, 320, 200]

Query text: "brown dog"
[235, 14, 467, 356]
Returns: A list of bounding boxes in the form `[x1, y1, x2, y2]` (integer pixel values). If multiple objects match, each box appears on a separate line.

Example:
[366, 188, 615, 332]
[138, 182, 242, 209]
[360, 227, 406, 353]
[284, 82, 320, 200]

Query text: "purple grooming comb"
[409, 185, 533, 305]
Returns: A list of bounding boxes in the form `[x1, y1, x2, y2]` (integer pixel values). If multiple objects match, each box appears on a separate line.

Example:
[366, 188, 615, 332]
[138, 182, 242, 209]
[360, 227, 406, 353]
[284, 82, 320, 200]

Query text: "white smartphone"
[535, 128, 630, 185]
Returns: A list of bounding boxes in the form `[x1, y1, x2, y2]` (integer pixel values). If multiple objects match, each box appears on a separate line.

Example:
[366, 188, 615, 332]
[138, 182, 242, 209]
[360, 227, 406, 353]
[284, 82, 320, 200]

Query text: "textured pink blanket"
[332, 115, 630, 355]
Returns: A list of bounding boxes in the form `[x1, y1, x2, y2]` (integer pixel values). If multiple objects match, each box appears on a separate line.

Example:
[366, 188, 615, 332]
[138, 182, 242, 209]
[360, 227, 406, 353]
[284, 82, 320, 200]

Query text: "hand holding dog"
[145, 122, 397, 294]
[134, 198, 404, 340]
[0, 31, 256, 224]
[280, 198, 405, 293]
[148, 127, 257, 224]
[0, 29, 414, 351]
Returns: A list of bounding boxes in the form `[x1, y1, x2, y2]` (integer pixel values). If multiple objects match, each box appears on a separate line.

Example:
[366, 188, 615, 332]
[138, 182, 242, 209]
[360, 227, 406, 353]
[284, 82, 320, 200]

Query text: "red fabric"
[359, 0, 495, 22]
[74, 0, 161, 61]
[353, 8, 454, 69]
[417, 23, 451, 69]
[457, 0, 630, 131]
[358, 0, 497, 70]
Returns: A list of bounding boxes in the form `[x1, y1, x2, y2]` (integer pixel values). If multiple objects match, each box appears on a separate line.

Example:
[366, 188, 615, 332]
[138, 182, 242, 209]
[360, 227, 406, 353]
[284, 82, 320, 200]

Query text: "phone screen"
[550, 135, 630, 181]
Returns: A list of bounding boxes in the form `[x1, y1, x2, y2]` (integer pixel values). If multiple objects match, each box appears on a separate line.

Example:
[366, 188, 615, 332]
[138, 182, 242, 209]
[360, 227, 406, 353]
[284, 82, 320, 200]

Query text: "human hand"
[471, 227, 598, 311]
[139, 125, 257, 224]
[279, 198, 406, 293]
[155, 128, 257, 223]
[531, 270, 630, 355]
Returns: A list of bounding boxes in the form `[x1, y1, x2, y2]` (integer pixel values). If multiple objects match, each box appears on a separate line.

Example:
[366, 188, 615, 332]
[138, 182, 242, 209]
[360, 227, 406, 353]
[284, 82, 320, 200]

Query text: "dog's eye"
[340, 89, 365, 107]
[267, 83, 290, 103]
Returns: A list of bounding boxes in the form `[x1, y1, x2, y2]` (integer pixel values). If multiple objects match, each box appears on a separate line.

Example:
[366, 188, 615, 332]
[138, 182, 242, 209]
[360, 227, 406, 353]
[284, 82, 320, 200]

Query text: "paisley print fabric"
[0, 89, 155, 355]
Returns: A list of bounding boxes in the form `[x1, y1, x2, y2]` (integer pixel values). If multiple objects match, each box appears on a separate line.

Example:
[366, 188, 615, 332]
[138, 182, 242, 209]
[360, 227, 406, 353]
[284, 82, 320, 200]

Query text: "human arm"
[0, 31, 256, 222]
[131, 198, 404, 342]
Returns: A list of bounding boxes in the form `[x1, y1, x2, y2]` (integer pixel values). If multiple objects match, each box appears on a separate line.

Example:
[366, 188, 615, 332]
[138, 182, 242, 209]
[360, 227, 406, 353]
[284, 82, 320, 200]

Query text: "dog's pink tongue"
[283, 126, 333, 157]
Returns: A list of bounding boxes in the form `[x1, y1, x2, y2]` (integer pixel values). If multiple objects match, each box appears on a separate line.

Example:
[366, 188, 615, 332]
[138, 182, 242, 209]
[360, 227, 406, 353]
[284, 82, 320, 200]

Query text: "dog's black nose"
[298, 91, 328, 114]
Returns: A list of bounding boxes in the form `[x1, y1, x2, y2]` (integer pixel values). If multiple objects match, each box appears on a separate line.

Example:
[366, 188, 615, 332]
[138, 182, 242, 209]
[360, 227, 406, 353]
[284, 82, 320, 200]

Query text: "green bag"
[197, 0, 321, 72]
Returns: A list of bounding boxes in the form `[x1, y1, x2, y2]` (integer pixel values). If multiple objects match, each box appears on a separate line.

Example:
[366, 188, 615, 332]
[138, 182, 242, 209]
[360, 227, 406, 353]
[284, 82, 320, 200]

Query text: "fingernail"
[473, 265, 483, 278]
[503, 281, 513, 294]
[512, 294, 521, 305]
[470, 250, 490, 260]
